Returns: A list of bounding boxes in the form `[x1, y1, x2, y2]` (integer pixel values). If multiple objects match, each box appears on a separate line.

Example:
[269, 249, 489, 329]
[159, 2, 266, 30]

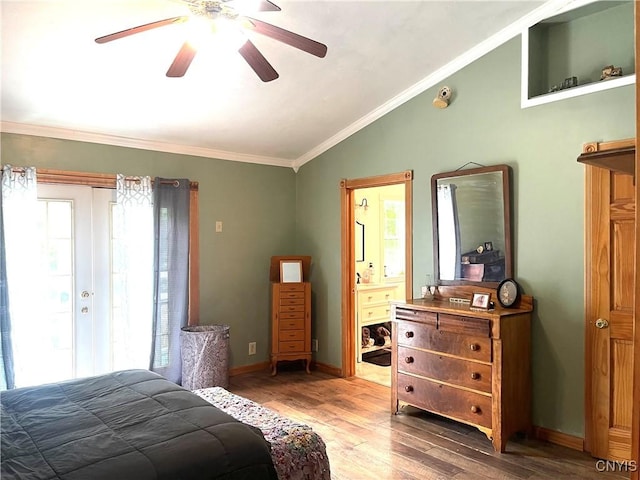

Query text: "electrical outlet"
[248, 342, 256, 355]
[312, 339, 318, 352]
[215, 221, 223, 233]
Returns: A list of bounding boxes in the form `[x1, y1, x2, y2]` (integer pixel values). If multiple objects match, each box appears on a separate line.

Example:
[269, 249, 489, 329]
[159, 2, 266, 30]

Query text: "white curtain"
[112, 174, 154, 370]
[437, 184, 460, 281]
[1, 165, 42, 387]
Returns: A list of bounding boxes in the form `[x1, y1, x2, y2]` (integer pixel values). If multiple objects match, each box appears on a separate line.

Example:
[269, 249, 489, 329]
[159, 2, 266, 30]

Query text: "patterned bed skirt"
[193, 387, 331, 480]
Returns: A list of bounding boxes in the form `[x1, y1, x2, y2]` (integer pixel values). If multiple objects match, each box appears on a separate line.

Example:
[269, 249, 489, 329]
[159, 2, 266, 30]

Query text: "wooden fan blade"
[166, 42, 197, 77]
[231, 0, 281, 12]
[246, 18, 327, 58]
[95, 16, 188, 44]
[238, 40, 279, 82]
[256, 1, 281, 11]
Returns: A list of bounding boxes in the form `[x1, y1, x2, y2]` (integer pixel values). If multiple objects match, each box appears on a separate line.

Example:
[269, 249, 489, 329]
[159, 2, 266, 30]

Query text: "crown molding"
[0, 121, 294, 169]
[291, 0, 575, 170]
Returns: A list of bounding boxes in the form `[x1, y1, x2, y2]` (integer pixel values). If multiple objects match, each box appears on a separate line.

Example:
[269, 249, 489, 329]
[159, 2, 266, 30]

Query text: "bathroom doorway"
[353, 184, 406, 386]
[339, 171, 413, 383]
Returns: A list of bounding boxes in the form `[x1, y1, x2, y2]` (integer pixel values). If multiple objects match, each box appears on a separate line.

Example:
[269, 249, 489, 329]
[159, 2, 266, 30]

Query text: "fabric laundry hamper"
[180, 325, 230, 390]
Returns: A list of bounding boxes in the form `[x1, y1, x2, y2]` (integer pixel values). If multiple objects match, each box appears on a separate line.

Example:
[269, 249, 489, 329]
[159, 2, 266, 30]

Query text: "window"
[381, 198, 405, 278]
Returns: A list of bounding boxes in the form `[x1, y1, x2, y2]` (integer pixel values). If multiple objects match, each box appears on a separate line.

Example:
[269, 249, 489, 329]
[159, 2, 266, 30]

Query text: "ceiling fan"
[95, 0, 327, 82]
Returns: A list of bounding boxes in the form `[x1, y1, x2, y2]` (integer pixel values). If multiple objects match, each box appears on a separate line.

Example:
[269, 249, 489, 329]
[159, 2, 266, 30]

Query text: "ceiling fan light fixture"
[183, 16, 214, 48]
[210, 17, 246, 50]
[96, 0, 326, 81]
[181, 0, 239, 20]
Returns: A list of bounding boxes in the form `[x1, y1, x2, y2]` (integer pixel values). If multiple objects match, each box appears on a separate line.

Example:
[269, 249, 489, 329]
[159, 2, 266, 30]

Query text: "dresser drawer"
[396, 320, 491, 363]
[361, 303, 392, 325]
[397, 346, 492, 393]
[280, 297, 305, 306]
[279, 340, 304, 352]
[280, 291, 305, 300]
[359, 288, 396, 305]
[279, 311, 304, 320]
[394, 306, 437, 327]
[280, 319, 304, 330]
[280, 284, 305, 292]
[397, 373, 492, 429]
[279, 304, 305, 313]
[279, 329, 305, 342]
[438, 313, 491, 337]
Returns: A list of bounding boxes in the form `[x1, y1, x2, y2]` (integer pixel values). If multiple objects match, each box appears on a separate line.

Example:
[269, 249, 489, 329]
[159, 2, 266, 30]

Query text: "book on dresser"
[390, 285, 533, 453]
[269, 255, 312, 376]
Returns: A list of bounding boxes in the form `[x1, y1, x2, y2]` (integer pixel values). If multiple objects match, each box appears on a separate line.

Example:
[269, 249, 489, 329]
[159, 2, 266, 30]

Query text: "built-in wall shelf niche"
[521, 0, 635, 108]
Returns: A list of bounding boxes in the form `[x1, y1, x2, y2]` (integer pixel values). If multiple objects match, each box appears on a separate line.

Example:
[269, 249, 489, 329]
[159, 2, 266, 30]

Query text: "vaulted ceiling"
[2, 1, 572, 169]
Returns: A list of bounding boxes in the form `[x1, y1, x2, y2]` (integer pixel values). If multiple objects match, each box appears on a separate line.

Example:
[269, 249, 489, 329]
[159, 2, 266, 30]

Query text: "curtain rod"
[123, 177, 180, 187]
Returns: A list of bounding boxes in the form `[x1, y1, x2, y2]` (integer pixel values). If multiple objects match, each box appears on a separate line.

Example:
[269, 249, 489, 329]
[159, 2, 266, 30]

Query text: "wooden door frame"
[339, 170, 413, 377]
[632, 2, 640, 478]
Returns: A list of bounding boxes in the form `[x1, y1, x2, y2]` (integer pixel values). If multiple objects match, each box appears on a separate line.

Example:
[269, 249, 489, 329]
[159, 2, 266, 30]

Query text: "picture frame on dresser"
[280, 260, 303, 283]
[471, 292, 490, 309]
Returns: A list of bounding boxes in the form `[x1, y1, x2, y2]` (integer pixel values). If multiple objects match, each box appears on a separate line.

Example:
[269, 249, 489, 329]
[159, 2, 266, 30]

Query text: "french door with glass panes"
[14, 185, 116, 386]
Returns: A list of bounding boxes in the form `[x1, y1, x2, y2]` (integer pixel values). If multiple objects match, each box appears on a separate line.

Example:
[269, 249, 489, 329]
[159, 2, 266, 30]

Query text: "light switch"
[215, 221, 223, 233]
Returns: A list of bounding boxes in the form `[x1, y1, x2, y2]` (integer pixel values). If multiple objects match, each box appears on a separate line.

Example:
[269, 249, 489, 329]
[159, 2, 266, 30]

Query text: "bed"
[0, 369, 278, 479]
[193, 387, 330, 480]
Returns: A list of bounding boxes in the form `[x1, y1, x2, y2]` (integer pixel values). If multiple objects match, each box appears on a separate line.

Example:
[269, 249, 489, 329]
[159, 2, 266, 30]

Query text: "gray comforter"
[0, 369, 277, 480]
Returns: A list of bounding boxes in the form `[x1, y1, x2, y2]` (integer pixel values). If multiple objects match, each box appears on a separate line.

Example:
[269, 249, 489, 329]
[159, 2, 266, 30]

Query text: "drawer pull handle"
[404, 385, 413, 393]
[469, 343, 479, 351]
[405, 331, 414, 338]
[470, 372, 480, 380]
[404, 356, 414, 364]
[470, 405, 480, 414]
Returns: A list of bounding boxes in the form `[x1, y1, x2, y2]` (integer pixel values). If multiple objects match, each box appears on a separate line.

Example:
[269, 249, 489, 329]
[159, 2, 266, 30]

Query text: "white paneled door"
[13, 185, 115, 386]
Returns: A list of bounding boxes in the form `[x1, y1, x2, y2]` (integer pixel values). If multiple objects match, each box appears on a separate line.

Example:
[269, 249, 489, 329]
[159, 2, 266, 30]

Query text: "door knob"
[595, 318, 609, 329]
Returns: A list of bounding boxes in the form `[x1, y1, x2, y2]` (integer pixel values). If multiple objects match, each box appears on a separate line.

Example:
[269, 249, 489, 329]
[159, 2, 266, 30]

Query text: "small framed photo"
[280, 260, 303, 283]
[484, 242, 493, 251]
[471, 292, 490, 309]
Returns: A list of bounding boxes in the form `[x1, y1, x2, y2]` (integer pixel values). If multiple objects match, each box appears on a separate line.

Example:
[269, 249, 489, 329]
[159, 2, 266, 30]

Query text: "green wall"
[1, 30, 635, 439]
[295, 36, 635, 437]
[0, 134, 297, 369]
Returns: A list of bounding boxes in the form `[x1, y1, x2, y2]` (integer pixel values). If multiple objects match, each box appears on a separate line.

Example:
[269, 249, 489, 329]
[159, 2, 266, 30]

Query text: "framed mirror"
[280, 260, 303, 283]
[431, 164, 512, 286]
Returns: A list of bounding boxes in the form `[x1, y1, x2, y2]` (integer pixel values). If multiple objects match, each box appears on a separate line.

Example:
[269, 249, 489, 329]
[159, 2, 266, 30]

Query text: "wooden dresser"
[391, 286, 533, 452]
[269, 256, 312, 376]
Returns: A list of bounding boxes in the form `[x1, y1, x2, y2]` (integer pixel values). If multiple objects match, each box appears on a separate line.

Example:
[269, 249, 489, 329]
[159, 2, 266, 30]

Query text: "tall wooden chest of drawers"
[391, 287, 533, 452]
[269, 256, 312, 376]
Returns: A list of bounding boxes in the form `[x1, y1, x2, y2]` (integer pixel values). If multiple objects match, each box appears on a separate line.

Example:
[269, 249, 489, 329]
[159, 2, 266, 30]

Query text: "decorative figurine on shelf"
[549, 76, 577, 93]
[561, 76, 578, 90]
[600, 65, 623, 81]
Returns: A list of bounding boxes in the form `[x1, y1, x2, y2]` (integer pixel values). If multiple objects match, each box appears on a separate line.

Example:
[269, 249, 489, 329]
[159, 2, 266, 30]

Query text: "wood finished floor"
[229, 367, 628, 480]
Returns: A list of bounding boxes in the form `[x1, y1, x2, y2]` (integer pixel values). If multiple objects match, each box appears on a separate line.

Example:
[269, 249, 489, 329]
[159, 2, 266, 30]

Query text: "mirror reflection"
[432, 165, 512, 285]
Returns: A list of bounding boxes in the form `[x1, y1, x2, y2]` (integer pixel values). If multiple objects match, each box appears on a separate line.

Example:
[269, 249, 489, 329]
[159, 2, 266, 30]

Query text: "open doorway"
[339, 171, 413, 382]
[353, 184, 406, 386]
